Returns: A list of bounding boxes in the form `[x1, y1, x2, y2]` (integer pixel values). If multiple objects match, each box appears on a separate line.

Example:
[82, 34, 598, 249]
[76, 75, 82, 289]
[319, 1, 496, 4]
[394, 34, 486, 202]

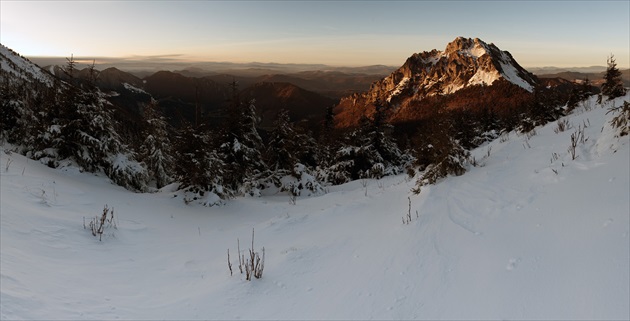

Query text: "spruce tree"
[328, 99, 408, 182]
[218, 81, 266, 195]
[55, 57, 147, 191]
[139, 100, 175, 189]
[413, 101, 469, 193]
[601, 54, 626, 100]
[316, 104, 338, 172]
[266, 109, 297, 172]
[174, 121, 227, 201]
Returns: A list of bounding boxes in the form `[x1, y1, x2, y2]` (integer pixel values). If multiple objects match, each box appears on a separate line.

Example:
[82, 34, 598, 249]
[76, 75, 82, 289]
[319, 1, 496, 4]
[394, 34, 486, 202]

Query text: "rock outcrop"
[335, 37, 538, 127]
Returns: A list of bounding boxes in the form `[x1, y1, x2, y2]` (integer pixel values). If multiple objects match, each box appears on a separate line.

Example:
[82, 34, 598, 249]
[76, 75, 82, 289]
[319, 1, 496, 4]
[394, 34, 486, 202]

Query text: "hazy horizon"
[3, 1, 628, 69]
[23, 54, 618, 76]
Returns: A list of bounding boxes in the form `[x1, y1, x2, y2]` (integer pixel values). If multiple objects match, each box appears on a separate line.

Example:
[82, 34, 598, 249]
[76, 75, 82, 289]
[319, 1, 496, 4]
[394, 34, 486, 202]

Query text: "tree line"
[1, 55, 625, 203]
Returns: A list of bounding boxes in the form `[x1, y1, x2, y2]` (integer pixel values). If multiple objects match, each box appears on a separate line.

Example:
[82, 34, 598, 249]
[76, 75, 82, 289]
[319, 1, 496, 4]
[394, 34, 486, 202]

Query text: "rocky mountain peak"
[334, 37, 539, 127]
[444, 37, 488, 57]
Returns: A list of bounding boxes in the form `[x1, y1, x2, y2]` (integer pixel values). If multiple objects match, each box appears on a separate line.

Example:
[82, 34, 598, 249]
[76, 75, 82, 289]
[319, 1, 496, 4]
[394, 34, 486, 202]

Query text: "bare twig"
[227, 249, 233, 276]
[4, 158, 13, 172]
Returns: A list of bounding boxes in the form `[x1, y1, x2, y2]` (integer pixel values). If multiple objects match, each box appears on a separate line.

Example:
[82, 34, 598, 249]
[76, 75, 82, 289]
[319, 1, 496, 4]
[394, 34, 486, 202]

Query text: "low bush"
[84, 205, 116, 241]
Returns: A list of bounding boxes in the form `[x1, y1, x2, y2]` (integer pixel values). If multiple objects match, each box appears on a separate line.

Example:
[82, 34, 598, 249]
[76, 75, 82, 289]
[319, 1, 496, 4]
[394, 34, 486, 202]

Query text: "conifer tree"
[601, 54, 626, 100]
[520, 87, 564, 132]
[218, 82, 266, 195]
[174, 121, 227, 200]
[266, 109, 297, 172]
[315, 104, 338, 172]
[0, 73, 29, 144]
[328, 99, 409, 182]
[413, 100, 469, 193]
[139, 100, 175, 189]
[293, 127, 320, 169]
[55, 58, 118, 172]
[54, 57, 148, 191]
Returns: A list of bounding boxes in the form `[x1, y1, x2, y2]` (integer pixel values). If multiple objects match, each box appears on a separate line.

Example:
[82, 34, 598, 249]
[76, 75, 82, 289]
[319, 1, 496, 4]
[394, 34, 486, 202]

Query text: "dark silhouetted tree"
[174, 120, 227, 201]
[265, 109, 297, 172]
[413, 98, 469, 193]
[139, 100, 175, 189]
[601, 54, 626, 101]
[218, 81, 266, 195]
[327, 99, 409, 182]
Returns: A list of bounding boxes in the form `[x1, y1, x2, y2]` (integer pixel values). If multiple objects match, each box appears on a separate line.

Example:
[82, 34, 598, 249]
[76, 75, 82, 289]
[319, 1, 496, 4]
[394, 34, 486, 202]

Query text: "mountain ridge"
[333, 37, 542, 127]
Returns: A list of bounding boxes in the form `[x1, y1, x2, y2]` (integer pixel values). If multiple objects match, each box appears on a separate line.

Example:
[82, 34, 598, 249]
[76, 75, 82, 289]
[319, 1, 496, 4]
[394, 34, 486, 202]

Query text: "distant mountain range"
[529, 66, 608, 74]
[37, 62, 340, 129]
[5, 38, 628, 133]
[28, 56, 397, 78]
[533, 69, 630, 88]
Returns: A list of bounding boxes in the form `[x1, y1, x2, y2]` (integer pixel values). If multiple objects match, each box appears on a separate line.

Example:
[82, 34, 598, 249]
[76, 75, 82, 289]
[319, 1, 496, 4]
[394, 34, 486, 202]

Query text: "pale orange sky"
[1, 1, 628, 68]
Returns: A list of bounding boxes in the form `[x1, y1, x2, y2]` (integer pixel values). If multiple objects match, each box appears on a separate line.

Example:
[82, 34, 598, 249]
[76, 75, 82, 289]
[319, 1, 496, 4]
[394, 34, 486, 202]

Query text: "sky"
[1, 0, 629, 68]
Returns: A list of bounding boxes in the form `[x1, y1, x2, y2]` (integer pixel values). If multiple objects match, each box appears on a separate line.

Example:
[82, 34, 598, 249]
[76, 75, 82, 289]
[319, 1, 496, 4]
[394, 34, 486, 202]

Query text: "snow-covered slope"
[1, 95, 628, 319]
[439, 37, 535, 92]
[0, 43, 54, 85]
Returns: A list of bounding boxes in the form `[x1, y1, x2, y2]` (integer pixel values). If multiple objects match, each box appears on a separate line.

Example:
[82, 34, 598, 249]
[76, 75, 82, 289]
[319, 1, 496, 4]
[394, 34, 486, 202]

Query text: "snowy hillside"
[1, 94, 629, 319]
[0, 44, 54, 85]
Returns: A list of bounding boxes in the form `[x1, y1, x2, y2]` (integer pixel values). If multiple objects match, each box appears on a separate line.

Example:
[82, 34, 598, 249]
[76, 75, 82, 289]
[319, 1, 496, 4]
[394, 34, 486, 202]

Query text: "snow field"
[1, 94, 629, 320]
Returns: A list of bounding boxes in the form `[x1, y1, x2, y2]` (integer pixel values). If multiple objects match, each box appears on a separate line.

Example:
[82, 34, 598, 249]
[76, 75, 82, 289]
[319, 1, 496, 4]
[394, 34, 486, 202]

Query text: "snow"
[498, 51, 534, 92]
[468, 68, 501, 87]
[422, 56, 439, 65]
[469, 42, 488, 58]
[1, 95, 629, 320]
[443, 80, 465, 94]
[464, 48, 533, 92]
[461, 41, 488, 59]
[0, 44, 53, 85]
[122, 82, 148, 95]
[387, 77, 409, 102]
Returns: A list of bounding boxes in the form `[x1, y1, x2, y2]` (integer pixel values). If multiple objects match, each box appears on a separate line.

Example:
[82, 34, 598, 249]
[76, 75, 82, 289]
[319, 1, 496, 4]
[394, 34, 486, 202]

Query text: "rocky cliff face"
[335, 37, 538, 127]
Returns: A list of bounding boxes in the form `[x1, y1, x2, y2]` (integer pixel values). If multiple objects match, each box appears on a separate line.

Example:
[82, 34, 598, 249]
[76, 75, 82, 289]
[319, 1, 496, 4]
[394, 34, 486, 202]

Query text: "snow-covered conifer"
[174, 122, 228, 201]
[219, 82, 266, 195]
[138, 100, 175, 189]
[266, 109, 297, 172]
[324, 100, 410, 183]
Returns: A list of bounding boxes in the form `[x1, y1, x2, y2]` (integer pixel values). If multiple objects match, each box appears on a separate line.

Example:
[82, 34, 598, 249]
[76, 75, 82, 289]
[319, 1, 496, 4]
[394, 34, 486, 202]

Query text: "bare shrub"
[402, 197, 416, 224]
[228, 228, 265, 280]
[289, 194, 297, 205]
[84, 205, 116, 241]
[403, 197, 411, 224]
[554, 119, 572, 134]
[5, 158, 13, 172]
[568, 125, 587, 160]
[406, 166, 416, 180]
[608, 101, 630, 137]
[525, 128, 537, 139]
[360, 179, 369, 196]
[227, 249, 233, 276]
[468, 156, 479, 167]
[499, 131, 510, 143]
